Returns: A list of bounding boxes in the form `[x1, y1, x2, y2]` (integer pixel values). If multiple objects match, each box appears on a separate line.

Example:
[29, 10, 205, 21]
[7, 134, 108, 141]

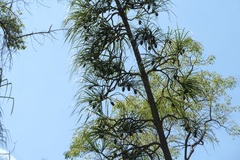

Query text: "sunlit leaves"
[0, 1, 26, 51]
[64, 0, 240, 159]
[0, 0, 27, 71]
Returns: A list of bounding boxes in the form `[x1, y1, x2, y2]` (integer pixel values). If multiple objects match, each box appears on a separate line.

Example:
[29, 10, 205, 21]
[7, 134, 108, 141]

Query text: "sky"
[0, 0, 240, 160]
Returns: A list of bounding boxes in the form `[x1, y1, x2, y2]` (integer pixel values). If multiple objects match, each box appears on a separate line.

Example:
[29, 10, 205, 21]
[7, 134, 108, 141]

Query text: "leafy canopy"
[0, 0, 26, 65]
[64, 0, 240, 159]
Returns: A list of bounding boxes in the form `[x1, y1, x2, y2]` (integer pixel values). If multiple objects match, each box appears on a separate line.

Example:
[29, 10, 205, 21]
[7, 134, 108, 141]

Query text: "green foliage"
[0, 0, 26, 67]
[64, 0, 240, 159]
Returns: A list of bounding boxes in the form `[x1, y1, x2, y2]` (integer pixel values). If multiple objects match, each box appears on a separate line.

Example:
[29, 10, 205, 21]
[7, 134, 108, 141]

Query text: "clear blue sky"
[1, 0, 240, 160]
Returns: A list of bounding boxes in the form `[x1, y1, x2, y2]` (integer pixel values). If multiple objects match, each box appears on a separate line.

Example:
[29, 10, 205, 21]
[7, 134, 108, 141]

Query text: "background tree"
[0, 0, 57, 147]
[0, 0, 26, 146]
[64, 0, 240, 159]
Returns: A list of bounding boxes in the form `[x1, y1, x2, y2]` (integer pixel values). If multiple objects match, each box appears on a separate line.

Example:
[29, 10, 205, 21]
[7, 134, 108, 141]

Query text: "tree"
[0, 0, 57, 146]
[0, 0, 27, 146]
[63, 0, 240, 159]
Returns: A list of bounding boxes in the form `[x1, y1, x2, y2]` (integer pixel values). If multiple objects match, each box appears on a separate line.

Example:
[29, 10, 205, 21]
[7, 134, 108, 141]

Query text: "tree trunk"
[114, 1, 173, 160]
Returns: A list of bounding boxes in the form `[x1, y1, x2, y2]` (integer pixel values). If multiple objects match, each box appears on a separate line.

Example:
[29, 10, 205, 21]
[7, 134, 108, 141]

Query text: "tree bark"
[114, 1, 173, 160]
